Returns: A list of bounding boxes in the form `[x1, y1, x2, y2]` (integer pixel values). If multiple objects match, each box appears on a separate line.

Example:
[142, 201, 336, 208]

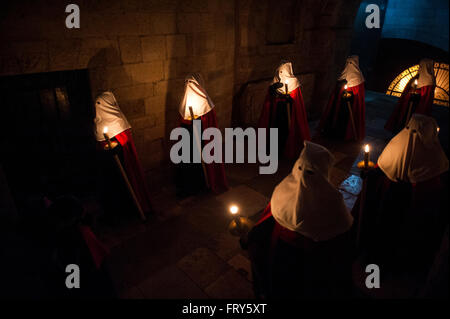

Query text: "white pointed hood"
[271, 61, 300, 94]
[94, 91, 131, 141]
[378, 114, 448, 183]
[271, 142, 354, 242]
[417, 58, 435, 88]
[338, 55, 365, 87]
[179, 73, 215, 120]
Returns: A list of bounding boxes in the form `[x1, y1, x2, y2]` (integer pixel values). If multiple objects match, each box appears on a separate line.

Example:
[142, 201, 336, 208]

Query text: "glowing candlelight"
[437, 127, 440, 133]
[103, 126, 113, 150]
[230, 205, 241, 227]
[364, 144, 370, 169]
[414, 79, 418, 86]
[344, 84, 348, 91]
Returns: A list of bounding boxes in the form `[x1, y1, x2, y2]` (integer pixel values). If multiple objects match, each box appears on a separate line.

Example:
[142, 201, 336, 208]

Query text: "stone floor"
[96, 90, 449, 299]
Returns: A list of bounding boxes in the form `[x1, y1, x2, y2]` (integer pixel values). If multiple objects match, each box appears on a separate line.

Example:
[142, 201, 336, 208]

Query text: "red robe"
[352, 166, 446, 272]
[99, 129, 152, 214]
[246, 203, 354, 298]
[385, 85, 435, 132]
[79, 225, 110, 269]
[179, 109, 228, 194]
[318, 83, 366, 140]
[258, 87, 310, 159]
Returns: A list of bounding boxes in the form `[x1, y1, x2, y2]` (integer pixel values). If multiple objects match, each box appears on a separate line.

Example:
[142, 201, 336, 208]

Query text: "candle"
[230, 205, 241, 227]
[364, 144, 370, 169]
[103, 126, 113, 150]
[437, 127, 440, 133]
[344, 84, 348, 92]
[285, 80, 289, 95]
[414, 79, 418, 88]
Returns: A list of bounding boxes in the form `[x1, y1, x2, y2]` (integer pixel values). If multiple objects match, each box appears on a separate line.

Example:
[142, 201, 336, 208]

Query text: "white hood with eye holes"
[179, 73, 215, 120]
[271, 61, 301, 94]
[338, 55, 365, 87]
[417, 58, 435, 88]
[270, 141, 354, 242]
[378, 114, 448, 183]
[94, 91, 131, 141]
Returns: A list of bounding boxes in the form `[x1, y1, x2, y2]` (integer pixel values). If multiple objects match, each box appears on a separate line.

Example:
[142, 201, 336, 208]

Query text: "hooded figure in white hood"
[94, 91, 131, 141]
[385, 58, 436, 132]
[355, 114, 448, 270]
[318, 55, 366, 140]
[258, 61, 310, 159]
[245, 142, 355, 298]
[379, 113, 448, 184]
[94, 91, 152, 215]
[175, 73, 228, 195]
[271, 141, 354, 241]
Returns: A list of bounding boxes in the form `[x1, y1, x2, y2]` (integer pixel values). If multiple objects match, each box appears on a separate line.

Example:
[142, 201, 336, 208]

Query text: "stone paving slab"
[227, 253, 253, 282]
[205, 232, 242, 262]
[138, 265, 208, 299]
[215, 185, 269, 217]
[177, 247, 231, 289]
[204, 269, 254, 299]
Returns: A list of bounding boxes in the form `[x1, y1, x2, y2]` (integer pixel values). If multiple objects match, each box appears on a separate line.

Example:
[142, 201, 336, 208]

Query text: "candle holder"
[356, 144, 374, 250]
[357, 144, 375, 172]
[342, 87, 354, 101]
[228, 205, 253, 237]
[342, 86, 357, 140]
[103, 140, 119, 151]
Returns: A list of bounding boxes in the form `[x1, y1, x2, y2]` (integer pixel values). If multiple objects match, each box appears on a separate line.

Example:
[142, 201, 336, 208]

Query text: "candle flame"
[230, 205, 239, 215]
[414, 79, 418, 86]
[103, 126, 108, 134]
[437, 127, 440, 133]
[344, 84, 348, 90]
[364, 144, 370, 153]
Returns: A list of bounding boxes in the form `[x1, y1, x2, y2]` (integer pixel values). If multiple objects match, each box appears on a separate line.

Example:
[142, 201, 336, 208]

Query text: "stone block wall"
[0, 0, 361, 182]
[0, 0, 235, 173]
[234, 0, 361, 124]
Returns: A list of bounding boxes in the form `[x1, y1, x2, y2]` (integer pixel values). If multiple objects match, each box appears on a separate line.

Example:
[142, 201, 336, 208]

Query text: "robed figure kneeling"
[258, 61, 310, 159]
[175, 73, 228, 196]
[354, 114, 449, 273]
[318, 55, 366, 141]
[94, 92, 152, 218]
[243, 142, 354, 299]
[385, 59, 436, 133]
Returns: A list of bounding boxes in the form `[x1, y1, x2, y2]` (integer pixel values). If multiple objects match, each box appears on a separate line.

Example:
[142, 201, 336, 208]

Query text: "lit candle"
[437, 127, 440, 133]
[364, 144, 370, 169]
[285, 80, 289, 95]
[230, 205, 241, 228]
[344, 84, 348, 92]
[103, 126, 113, 150]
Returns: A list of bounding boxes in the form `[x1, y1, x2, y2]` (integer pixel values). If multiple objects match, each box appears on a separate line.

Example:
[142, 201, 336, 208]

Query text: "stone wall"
[0, 0, 235, 174]
[0, 0, 360, 180]
[234, 0, 361, 126]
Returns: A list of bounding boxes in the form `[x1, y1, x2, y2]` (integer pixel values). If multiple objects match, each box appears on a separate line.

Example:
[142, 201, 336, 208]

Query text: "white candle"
[364, 144, 370, 169]
[230, 205, 241, 227]
[103, 126, 113, 149]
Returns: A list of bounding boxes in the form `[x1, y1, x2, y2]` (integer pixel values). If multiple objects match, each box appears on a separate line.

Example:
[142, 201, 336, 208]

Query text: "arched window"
[386, 62, 449, 107]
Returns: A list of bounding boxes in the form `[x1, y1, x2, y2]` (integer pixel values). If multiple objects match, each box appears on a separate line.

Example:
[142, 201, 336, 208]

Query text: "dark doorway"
[0, 69, 96, 215]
